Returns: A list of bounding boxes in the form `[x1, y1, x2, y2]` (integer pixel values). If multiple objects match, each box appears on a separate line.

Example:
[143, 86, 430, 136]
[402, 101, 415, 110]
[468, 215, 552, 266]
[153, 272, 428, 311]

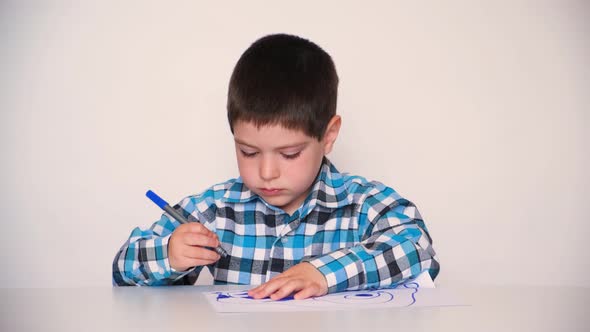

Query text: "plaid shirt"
[113, 158, 440, 293]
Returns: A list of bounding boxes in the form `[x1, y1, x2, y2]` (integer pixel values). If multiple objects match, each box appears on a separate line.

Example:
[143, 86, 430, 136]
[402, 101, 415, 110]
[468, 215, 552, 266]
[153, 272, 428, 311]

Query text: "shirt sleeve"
[306, 187, 440, 293]
[112, 199, 206, 286]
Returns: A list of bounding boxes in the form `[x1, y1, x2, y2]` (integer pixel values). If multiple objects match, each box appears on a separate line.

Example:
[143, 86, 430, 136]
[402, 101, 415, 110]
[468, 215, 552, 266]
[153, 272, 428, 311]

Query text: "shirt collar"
[222, 157, 352, 214]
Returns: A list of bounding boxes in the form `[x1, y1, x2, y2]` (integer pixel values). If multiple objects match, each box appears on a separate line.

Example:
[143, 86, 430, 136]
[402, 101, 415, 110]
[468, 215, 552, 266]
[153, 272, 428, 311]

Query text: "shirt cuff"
[306, 249, 366, 293]
[141, 234, 194, 284]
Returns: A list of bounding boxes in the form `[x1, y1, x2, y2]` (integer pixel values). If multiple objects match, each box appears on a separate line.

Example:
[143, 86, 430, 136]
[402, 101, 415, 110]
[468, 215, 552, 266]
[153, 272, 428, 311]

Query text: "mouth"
[259, 188, 283, 196]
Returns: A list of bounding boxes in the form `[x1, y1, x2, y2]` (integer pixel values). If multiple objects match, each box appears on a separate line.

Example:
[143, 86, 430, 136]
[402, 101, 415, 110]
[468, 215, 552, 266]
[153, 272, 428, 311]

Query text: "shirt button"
[281, 238, 288, 243]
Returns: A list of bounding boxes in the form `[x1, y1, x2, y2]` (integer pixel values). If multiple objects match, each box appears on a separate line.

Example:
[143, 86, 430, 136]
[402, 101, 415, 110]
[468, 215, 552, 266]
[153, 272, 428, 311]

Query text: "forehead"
[233, 121, 315, 148]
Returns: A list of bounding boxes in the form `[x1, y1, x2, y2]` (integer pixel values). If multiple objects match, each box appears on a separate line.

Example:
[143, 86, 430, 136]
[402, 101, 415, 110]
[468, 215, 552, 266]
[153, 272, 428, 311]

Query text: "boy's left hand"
[248, 262, 328, 300]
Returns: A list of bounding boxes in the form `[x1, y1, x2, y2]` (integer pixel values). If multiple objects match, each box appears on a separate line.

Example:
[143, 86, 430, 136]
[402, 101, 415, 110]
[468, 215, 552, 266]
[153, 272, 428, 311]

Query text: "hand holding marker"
[146, 190, 228, 258]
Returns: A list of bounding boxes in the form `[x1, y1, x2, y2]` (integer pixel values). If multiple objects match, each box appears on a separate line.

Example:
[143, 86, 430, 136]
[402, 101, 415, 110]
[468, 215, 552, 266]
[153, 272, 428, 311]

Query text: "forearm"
[113, 193, 220, 286]
[307, 220, 439, 293]
[112, 227, 200, 286]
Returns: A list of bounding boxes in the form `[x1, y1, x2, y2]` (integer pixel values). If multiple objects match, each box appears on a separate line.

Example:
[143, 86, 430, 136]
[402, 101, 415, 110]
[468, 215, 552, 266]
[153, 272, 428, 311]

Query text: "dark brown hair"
[227, 34, 338, 140]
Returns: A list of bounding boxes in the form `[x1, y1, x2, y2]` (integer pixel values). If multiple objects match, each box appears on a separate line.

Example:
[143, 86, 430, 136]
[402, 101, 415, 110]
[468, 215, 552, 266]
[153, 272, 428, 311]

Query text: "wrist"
[302, 262, 328, 295]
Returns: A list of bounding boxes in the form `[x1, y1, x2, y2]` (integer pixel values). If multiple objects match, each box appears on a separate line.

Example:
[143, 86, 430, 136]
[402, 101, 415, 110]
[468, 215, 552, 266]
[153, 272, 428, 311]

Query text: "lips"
[259, 188, 283, 196]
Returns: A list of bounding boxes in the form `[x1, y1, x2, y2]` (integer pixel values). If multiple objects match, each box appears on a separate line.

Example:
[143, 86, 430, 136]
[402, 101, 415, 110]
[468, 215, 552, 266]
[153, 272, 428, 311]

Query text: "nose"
[259, 156, 280, 181]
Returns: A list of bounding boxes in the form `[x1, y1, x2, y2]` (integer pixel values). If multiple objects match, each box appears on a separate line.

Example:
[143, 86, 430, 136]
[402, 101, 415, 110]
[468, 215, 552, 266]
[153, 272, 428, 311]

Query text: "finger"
[182, 222, 214, 236]
[248, 269, 293, 297]
[181, 233, 219, 247]
[249, 277, 290, 299]
[192, 259, 218, 266]
[248, 284, 264, 296]
[182, 246, 221, 261]
[269, 279, 302, 301]
[293, 284, 321, 300]
[208, 231, 221, 244]
[248, 276, 280, 297]
[180, 257, 219, 268]
[247, 283, 268, 298]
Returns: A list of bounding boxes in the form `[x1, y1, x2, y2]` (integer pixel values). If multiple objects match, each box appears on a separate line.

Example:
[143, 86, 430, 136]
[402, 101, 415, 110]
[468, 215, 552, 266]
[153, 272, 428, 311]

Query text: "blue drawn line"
[403, 282, 420, 307]
[215, 291, 249, 301]
[277, 295, 295, 301]
[214, 284, 420, 307]
[214, 291, 294, 302]
[347, 291, 394, 302]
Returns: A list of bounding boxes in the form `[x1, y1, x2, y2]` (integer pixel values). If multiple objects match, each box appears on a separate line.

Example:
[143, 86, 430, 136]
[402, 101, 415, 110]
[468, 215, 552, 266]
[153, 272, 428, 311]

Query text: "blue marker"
[146, 190, 228, 258]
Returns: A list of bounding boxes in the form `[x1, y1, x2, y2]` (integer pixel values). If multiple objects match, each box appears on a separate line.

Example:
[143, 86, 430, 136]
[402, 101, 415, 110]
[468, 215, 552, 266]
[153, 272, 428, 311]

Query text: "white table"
[1, 284, 588, 331]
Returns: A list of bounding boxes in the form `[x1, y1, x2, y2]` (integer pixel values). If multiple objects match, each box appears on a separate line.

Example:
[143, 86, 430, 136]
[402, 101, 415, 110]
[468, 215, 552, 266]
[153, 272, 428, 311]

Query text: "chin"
[262, 196, 287, 205]
[262, 196, 290, 208]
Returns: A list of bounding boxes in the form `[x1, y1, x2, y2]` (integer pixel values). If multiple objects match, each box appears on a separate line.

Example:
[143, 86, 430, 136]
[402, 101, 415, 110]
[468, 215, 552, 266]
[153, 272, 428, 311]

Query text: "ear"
[322, 115, 341, 155]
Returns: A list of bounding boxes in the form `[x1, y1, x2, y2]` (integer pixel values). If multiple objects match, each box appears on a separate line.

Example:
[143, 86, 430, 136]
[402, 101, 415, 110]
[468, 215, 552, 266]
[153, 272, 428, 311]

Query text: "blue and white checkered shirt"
[113, 158, 440, 292]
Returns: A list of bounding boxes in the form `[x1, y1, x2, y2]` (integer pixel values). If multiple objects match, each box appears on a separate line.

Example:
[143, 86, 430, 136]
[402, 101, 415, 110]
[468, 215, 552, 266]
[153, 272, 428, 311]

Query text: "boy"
[113, 34, 439, 300]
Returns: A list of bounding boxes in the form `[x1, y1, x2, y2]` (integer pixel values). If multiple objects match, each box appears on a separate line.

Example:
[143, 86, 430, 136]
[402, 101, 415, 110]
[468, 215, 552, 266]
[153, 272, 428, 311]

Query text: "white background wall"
[1, 1, 588, 288]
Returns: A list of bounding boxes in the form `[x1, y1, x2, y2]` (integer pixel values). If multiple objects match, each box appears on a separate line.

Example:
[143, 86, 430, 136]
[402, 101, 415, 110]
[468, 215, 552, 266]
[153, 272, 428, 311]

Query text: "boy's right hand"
[168, 222, 221, 272]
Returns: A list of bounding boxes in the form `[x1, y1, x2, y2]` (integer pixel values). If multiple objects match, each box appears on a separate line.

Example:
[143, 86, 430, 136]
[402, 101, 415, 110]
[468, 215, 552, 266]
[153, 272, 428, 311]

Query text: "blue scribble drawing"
[214, 291, 295, 303]
[403, 282, 420, 306]
[309, 290, 394, 305]
[310, 281, 420, 307]
[213, 281, 421, 308]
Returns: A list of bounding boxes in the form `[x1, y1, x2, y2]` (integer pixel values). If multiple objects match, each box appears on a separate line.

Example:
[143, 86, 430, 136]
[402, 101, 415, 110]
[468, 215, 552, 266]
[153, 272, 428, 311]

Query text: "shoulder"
[341, 173, 402, 202]
[177, 178, 240, 212]
[340, 172, 417, 220]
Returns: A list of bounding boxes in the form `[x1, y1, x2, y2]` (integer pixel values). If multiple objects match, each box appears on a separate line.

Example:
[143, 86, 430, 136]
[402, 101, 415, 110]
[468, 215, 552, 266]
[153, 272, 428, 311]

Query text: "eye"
[240, 150, 258, 158]
[281, 151, 301, 160]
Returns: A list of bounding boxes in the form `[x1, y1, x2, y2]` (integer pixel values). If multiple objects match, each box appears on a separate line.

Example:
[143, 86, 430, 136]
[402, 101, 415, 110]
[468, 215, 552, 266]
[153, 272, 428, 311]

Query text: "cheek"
[236, 157, 257, 182]
[288, 154, 322, 183]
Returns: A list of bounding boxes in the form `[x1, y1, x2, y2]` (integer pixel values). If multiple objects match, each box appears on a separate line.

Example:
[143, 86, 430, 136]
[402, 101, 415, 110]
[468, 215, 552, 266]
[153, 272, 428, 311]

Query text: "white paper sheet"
[204, 272, 465, 312]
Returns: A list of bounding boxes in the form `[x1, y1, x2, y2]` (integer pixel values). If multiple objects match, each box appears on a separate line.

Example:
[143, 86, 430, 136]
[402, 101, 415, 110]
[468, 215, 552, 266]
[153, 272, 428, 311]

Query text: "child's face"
[233, 118, 340, 215]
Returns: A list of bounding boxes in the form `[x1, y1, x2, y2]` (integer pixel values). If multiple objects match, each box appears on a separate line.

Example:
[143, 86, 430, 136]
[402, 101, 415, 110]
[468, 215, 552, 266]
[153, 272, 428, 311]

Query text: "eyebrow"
[234, 138, 308, 150]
